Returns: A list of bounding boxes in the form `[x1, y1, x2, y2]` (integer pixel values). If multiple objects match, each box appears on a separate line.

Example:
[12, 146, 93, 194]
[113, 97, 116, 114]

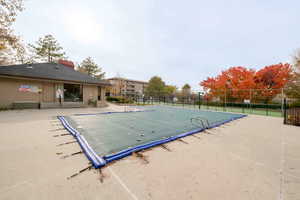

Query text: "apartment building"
[107, 77, 148, 97]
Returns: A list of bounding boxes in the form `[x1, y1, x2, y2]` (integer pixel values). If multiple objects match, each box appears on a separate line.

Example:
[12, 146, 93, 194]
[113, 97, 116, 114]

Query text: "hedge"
[106, 96, 134, 104]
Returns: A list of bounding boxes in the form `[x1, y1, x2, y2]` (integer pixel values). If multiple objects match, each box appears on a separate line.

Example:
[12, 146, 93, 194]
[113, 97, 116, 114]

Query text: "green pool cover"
[58, 106, 246, 168]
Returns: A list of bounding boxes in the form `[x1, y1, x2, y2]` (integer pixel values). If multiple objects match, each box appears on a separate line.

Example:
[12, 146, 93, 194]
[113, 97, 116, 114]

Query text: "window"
[64, 84, 83, 102]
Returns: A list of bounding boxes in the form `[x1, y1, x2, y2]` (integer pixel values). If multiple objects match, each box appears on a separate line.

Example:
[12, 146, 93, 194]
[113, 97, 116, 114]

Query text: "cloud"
[63, 8, 102, 45]
[14, 0, 300, 90]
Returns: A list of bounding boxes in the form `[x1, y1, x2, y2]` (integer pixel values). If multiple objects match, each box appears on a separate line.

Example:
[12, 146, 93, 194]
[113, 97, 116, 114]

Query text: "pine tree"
[28, 34, 66, 62]
[182, 84, 191, 96]
[78, 57, 105, 79]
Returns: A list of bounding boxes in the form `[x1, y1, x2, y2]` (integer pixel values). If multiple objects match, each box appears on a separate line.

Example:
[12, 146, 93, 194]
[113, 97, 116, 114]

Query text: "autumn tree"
[164, 85, 177, 96]
[13, 41, 35, 64]
[285, 50, 300, 99]
[200, 64, 291, 102]
[0, 0, 24, 64]
[201, 66, 256, 101]
[78, 57, 105, 79]
[254, 63, 291, 101]
[285, 73, 300, 100]
[28, 34, 66, 63]
[145, 76, 166, 97]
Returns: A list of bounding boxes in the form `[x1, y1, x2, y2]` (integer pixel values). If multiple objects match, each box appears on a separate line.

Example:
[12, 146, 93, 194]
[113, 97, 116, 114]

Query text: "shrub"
[106, 96, 121, 102]
[106, 96, 134, 104]
[88, 99, 97, 107]
[195, 101, 282, 109]
[290, 101, 300, 108]
[0, 106, 10, 111]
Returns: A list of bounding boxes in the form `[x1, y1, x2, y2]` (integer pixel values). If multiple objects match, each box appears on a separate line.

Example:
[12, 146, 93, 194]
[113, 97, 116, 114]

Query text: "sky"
[14, 0, 300, 91]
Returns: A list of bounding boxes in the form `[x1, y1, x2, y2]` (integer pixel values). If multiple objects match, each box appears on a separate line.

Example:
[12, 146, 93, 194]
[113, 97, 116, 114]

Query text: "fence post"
[198, 92, 201, 110]
[250, 89, 252, 114]
[284, 98, 287, 124]
[266, 102, 269, 116]
[281, 88, 284, 117]
[207, 98, 209, 109]
[225, 89, 227, 111]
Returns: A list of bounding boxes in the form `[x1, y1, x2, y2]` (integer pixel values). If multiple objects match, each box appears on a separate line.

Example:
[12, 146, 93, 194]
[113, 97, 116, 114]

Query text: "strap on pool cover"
[57, 116, 106, 168]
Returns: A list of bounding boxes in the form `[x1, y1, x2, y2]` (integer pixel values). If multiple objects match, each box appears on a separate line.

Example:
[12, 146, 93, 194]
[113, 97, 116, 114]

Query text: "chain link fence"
[125, 89, 287, 117]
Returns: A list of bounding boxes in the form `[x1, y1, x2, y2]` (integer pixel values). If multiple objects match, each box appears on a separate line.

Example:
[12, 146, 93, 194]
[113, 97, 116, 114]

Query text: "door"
[43, 83, 55, 102]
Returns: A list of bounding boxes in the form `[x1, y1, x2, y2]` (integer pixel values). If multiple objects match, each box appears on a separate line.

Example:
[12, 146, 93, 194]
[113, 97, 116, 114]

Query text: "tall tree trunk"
[48, 47, 50, 62]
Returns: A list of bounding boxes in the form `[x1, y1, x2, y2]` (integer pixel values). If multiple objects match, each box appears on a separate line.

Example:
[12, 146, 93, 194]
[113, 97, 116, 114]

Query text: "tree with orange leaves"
[201, 66, 256, 101]
[200, 63, 291, 102]
[254, 63, 291, 101]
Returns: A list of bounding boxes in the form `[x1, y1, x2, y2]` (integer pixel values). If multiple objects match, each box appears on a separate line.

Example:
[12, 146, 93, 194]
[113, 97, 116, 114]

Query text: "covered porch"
[40, 82, 107, 109]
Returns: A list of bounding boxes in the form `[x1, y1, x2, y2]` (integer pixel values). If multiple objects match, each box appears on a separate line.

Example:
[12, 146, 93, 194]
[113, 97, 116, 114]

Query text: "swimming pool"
[58, 106, 246, 168]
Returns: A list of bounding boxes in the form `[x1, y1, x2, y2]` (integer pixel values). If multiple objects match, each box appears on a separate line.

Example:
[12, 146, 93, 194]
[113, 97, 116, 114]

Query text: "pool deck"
[0, 104, 299, 200]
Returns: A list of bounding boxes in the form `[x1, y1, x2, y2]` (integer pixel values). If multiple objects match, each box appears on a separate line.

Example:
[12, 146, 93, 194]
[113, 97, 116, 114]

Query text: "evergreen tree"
[28, 34, 65, 62]
[182, 84, 191, 96]
[78, 57, 105, 79]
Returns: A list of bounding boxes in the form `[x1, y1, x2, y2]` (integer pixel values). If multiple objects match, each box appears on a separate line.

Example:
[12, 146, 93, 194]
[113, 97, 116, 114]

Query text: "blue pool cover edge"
[57, 116, 106, 168]
[74, 109, 156, 116]
[57, 113, 247, 169]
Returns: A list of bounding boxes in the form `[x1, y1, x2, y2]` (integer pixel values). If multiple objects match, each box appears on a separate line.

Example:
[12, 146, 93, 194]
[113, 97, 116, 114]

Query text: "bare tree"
[14, 42, 35, 64]
[291, 49, 300, 72]
[286, 49, 300, 99]
[0, 0, 24, 65]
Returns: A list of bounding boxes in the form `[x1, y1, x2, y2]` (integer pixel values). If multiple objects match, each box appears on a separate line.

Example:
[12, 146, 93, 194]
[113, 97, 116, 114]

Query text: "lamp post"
[198, 92, 204, 110]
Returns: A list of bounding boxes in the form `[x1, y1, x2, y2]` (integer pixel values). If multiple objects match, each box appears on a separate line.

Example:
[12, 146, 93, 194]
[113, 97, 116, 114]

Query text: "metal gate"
[284, 98, 300, 126]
